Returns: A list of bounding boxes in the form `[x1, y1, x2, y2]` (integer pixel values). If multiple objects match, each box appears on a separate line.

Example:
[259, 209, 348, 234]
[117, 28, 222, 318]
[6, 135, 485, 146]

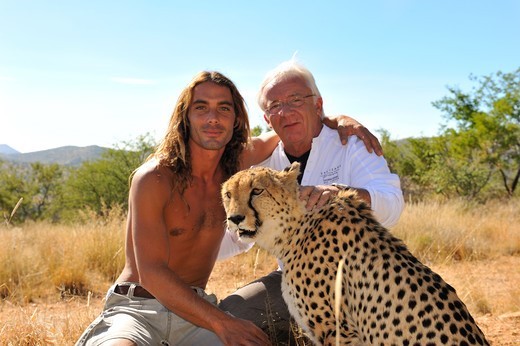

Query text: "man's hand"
[212, 315, 271, 346]
[299, 185, 340, 211]
[299, 184, 372, 211]
[322, 115, 383, 156]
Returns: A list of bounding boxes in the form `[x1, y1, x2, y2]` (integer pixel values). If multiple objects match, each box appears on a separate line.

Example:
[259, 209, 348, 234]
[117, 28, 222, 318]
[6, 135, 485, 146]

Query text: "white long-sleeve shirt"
[217, 126, 405, 260]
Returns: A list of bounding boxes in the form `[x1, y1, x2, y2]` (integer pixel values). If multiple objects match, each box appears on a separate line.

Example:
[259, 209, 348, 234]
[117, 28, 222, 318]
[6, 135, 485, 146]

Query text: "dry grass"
[1, 199, 519, 345]
[392, 198, 520, 263]
[0, 207, 125, 304]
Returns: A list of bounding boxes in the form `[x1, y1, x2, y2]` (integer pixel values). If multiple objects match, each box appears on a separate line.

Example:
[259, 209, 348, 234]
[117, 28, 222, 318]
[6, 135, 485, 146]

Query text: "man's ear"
[316, 97, 324, 118]
[263, 113, 273, 129]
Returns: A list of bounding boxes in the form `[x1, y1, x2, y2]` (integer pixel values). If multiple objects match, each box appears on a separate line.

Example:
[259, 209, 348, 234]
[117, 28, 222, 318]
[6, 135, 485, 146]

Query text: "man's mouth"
[282, 121, 300, 129]
[204, 130, 222, 137]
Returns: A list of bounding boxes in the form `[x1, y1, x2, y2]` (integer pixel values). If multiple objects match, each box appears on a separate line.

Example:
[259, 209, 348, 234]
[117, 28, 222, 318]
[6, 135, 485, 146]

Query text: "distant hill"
[0, 145, 108, 166]
[0, 144, 20, 155]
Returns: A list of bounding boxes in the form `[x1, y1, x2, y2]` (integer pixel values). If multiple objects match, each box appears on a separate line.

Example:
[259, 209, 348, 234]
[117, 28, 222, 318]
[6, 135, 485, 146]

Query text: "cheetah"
[221, 162, 489, 346]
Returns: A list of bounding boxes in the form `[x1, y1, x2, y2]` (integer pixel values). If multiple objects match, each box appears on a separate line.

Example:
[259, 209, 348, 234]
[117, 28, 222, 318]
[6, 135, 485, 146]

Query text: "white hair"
[257, 58, 322, 112]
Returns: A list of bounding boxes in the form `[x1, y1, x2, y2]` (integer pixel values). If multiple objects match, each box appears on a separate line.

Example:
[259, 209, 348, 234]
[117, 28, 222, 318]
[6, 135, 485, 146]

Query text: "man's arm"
[323, 114, 383, 156]
[240, 130, 279, 169]
[298, 137, 403, 228]
[129, 168, 270, 345]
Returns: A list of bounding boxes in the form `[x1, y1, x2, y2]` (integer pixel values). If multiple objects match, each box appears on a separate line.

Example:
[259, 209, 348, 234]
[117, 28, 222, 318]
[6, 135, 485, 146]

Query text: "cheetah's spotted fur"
[222, 162, 489, 346]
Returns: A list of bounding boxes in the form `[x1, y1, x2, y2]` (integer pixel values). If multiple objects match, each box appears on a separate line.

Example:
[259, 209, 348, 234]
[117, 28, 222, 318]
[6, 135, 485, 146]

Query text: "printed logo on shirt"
[321, 165, 341, 184]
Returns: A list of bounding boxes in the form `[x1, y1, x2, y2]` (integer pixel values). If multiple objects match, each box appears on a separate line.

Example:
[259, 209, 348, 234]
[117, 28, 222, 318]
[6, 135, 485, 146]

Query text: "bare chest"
[165, 184, 226, 237]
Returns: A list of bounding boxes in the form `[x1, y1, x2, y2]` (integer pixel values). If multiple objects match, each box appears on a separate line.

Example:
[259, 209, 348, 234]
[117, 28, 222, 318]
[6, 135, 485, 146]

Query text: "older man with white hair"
[219, 59, 405, 344]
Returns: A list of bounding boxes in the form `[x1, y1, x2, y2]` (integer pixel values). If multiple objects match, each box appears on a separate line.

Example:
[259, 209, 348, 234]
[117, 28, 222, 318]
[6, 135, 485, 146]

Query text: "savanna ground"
[1, 200, 519, 345]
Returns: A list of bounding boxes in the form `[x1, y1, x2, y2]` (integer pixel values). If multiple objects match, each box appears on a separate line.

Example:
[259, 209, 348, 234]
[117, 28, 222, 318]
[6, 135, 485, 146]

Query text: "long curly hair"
[150, 71, 251, 195]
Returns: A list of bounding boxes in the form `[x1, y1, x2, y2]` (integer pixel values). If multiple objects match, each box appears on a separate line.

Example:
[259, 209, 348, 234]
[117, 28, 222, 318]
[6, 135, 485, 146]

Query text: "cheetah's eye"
[251, 188, 264, 196]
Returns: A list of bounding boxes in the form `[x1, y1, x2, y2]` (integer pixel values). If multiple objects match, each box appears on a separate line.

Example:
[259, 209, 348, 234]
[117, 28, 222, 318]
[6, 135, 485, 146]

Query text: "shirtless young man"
[76, 71, 379, 346]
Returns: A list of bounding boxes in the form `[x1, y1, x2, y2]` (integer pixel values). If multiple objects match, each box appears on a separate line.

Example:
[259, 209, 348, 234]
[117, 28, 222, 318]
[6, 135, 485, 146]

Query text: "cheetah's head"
[221, 162, 304, 247]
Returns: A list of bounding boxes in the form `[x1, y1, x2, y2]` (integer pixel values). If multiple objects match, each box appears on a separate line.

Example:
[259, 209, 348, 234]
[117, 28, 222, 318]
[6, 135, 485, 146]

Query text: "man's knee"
[219, 272, 289, 328]
[219, 271, 285, 315]
[219, 271, 308, 345]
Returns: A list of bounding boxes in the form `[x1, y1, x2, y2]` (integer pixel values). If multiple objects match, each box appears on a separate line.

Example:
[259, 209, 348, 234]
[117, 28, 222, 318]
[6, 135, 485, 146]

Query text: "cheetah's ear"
[282, 161, 300, 172]
[281, 162, 300, 185]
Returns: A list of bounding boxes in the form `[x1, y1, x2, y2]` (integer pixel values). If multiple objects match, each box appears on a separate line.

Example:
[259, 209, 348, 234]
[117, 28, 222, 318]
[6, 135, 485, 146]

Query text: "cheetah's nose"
[228, 215, 245, 225]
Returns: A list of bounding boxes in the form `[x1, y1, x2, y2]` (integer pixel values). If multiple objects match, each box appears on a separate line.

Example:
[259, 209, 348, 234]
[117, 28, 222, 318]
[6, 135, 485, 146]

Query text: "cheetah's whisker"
[335, 256, 346, 346]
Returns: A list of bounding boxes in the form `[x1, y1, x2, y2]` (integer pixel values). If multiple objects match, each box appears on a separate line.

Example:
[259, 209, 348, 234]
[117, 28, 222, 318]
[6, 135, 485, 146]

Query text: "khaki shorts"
[75, 283, 223, 346]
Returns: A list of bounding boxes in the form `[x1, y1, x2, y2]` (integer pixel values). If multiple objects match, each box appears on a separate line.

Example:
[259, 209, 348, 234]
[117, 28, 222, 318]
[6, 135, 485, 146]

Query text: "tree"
[0, 161, 29, 222]
[378, 129, 415, 198]
[28, 163, 65, 220]
[428, 132, 493, 199]
[0, 161, 64, 222]
[432, 67, 520, 198]
[62, 134, 155, 219]
[251, 125, 265, 137]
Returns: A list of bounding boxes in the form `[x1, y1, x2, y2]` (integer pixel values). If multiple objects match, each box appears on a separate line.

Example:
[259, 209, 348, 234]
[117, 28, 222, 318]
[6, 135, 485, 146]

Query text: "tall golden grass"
[1, 199, 519, 345]
[394, 199, 520, 262]
[0, 206, 126, 304]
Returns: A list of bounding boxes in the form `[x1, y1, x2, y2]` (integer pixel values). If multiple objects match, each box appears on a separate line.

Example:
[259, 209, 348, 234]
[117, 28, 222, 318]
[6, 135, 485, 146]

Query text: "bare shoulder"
[131, 159, 173, 197]
[133, 158, 167, 179]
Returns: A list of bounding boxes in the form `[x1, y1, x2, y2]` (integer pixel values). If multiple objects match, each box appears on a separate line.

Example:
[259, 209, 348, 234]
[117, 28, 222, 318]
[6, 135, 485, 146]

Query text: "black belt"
[114, 284, 155, 299]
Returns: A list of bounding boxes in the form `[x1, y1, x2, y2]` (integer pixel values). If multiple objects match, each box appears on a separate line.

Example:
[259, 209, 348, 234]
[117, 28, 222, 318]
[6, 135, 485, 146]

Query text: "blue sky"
[1, 0, 519, 153]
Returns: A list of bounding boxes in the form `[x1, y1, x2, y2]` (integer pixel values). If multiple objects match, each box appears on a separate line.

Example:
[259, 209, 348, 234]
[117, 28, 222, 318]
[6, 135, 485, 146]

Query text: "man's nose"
[206, 109, 219, 122]
[278, 103, 294, 116]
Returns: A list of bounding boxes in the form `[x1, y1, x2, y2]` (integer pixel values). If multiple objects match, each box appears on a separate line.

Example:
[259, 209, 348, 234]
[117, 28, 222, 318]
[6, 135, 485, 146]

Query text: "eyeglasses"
[265, 94, 315, 116]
